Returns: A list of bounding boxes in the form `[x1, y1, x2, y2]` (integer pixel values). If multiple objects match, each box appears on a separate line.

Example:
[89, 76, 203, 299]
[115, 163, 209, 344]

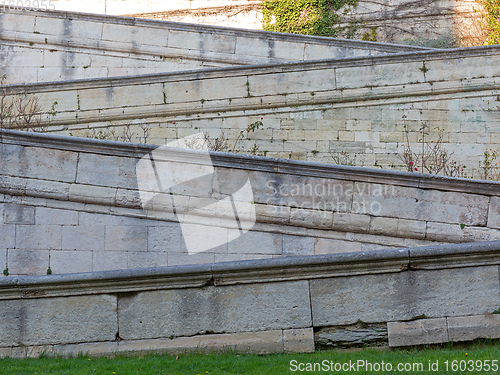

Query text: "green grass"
[1, 341, 500, 374]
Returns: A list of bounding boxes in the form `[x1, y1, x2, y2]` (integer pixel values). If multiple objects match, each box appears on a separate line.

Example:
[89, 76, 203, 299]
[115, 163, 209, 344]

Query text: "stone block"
[167, 252, 215, 266]
[227, 231, 282, 255]
[118, 280, 312, 340]
[15, 225, 62, 250]
[314, 238, 362, 255]
[214, 253, 246, 263]
[284, 328, 315, 353]
[426, 222, 464, 243]
[25, 180, 71, 200]
[7, 249, 49, 276]
[388, 318, 448, 347]
[117, 330, 284, 355]
[234, 36, 271, 58]
[370, 217, 399, 237]
[0, 248, 6, 268]
[332, 212, 371, 233]
[148, 225, 183, 253]
[105, 226, 148, 251]
[62, 226, 105, 251]
[69, 184, 116, 205]
[354, 185, 489, 226]
[76, 153, 137, 189]
[0, 224, 15, 249]
[200, 76, 247, 100]
[310, 266, 500, 327]
[127, 251, 168, 269]
[488, 197, 500, 229]
[0, 12, 36, 33]
[282, 235, 314, 257]
[448, 314, 500, 342]
[1, 144, 77, 183]
[167, 30, 201, 51]
[93, 251, 128, 272]
[4, 203, 34, 224]
[35, 207, 78, 226]
[50, 250, 93, 274]
[397, 219, 426, 239]
[315, 323, 388, 348]
[271, 40, 305, 61]
[0, 295, 117, 346]
[290, 208, 333, 229]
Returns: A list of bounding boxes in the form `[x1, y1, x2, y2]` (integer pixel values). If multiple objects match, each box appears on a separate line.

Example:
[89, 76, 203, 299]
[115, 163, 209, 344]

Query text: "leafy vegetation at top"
[261, 0, 359, 38]
[478, 0, 500, 44]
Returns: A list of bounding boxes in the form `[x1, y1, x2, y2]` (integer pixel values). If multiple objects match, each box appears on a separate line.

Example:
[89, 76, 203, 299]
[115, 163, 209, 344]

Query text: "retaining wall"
[1, 129, 499, 276]
[6, 44, 500, 175]
[0, 9, 425, 83]
[1, 241, 500, 357]
[50, 0, 484, 46]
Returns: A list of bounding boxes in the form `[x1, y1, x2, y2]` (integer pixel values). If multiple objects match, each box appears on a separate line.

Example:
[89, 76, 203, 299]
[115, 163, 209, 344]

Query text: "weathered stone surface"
[310, 266, 500, 326]
[227, 231, 283, 255]
[0, 295, 117, 346]
[284, 328, 315, 353]
[8, 249, 50, 275]
[127, 251, 169, 269]
[148, 225, 183, 253]
[105, 226, 148, 251]
[69, 184, 116, 205]
[35, 207, 78, 226]
[354, 185, 489, 226]
[447, 314, 500, 342]
[62, 226, 105, 251]
[4, 203, 35, 225]
[76, 153, 138, 189]
[93, 251, 128, 272]
[167, 251, 215, 266]
[50, 250, 93, 274]
[117, 330, 284, 355]
[1, 144, 78, 183]
[314, 238, 362, 255]
[316, 323, 388, 348]
[0, 224, 15, 249]
[388, 318, 448, 347]
[488, 197, 500, 229]
[282, 235, 314, 257]
[118, 280, 312, 340]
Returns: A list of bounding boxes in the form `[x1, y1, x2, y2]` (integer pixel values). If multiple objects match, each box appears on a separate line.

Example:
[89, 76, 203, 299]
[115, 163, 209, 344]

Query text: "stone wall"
[1, 129, 499, 276]
[7, 42, 499, 176]
[0, 9, 424, 83]
[1, 241, 500, 357]
[49, 0, 484, 45]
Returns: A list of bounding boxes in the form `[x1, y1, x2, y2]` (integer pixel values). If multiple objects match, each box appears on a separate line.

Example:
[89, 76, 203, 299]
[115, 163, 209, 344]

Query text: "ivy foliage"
[261, 0, 359, 38]
[479, 0, 500, 44]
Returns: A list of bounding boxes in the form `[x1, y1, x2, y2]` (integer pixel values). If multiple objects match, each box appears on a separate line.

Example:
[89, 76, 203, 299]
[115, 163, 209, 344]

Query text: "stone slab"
[0, 295, 117, 346]
[283, 328, 315, 353]
[117, 330, 283, 355]
[50, 250, 93, 274]
[310, 266, 500, 327]
[118, 280, 312, 340]
[8, 249, 50, 275]
[3, 203, 35, 225]
[448, 314, 500, 342]
[388, 318, 448, 347]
